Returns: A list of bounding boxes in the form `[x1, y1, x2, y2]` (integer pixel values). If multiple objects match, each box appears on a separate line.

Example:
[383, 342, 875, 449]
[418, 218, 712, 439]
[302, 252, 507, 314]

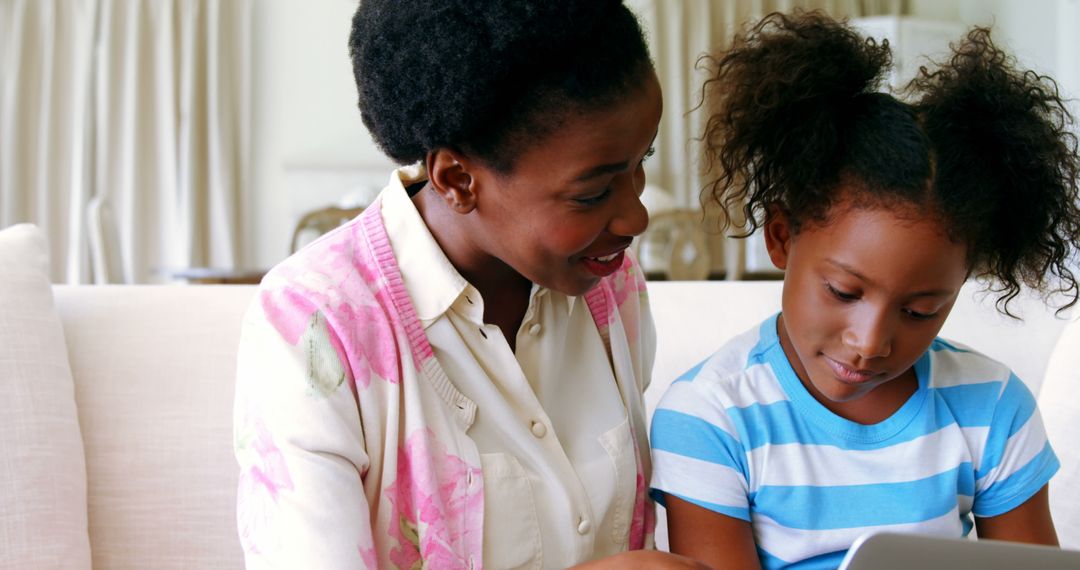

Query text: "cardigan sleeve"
[234, 290, 379, 569]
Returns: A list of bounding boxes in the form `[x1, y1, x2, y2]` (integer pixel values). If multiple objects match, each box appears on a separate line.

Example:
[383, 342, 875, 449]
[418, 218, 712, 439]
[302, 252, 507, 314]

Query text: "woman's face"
[765, 199, 969, 420]
[457, 70, 663, 296]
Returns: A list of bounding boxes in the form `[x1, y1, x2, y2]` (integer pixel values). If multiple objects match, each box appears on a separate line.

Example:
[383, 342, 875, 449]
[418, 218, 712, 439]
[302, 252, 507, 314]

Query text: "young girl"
[650, 11, 1080, 569]
[233, 1, 706, 568]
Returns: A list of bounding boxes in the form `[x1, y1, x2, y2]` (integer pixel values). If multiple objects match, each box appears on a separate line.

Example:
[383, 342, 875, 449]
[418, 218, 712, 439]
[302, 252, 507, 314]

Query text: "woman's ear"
[426, 149, 478, 214]
[763, 205, 794, 271]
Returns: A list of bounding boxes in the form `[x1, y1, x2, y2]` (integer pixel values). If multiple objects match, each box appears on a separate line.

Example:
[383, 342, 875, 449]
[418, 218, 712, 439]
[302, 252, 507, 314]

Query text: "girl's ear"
[426, 149, 478, 214]
[763, 205, 794, 271]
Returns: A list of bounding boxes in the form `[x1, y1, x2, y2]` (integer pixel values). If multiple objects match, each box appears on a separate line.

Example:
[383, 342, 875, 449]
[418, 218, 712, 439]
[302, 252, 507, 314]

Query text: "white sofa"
[3, 223, 1080, 568]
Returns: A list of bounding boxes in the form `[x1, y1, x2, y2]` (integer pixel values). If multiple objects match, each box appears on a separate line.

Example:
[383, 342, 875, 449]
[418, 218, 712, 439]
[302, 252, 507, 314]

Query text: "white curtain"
[0, 0, 252, 283]
[627, 0, 902, 277]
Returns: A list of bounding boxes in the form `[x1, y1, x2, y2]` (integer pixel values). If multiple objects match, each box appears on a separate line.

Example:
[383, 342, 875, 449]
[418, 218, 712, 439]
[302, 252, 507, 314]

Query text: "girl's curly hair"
[703, 10, 1080, 314]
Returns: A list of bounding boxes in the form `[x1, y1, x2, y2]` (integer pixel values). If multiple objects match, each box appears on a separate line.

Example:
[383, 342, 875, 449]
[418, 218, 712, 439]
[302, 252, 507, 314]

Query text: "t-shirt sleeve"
[972, 372, 1060, 518]
[649, 369, 751, 522]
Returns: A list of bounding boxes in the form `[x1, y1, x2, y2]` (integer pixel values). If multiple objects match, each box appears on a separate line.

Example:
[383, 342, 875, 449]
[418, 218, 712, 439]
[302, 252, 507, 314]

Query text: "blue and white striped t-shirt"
[649, 314, 1059, 569]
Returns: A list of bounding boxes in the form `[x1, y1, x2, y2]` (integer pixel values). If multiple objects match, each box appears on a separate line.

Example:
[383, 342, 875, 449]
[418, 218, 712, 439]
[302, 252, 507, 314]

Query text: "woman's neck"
[412, 184, 533, 347]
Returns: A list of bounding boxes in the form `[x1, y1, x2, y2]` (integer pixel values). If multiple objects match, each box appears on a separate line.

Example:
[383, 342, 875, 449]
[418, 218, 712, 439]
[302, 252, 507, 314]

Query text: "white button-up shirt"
[382, 168, 638, 568]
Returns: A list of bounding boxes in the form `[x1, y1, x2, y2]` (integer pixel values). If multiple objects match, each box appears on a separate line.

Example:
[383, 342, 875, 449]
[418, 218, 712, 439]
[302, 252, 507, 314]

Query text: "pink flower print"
[358, 544, 378, 568]
[385, 429, 483, 569]
[610, 252, 647, 312]
[330, 301, 401, 388]
[261, 288, 318, 346]
[628, 470, 656, 550]
[236, 417, 295, 555]
[262, 285, 401, 390]
[627, 434, 655, 550]
[606, 254, 647, 343]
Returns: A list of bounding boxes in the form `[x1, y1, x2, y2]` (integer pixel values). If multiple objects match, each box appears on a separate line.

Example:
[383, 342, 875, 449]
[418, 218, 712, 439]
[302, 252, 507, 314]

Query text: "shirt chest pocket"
[480, 453, 542, 570]
[598, 416, 637, 547]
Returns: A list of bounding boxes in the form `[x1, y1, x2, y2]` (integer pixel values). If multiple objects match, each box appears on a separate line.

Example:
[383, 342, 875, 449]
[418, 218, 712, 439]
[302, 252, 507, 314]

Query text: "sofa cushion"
[54, 285, 253, 569]
[1039, 317, 1080, 549]
[0, 224, 92, 568]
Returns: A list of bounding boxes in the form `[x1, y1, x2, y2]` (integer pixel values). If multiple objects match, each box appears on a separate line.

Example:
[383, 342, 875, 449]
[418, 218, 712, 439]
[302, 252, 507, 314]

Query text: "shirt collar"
[381, 164, 578, 325]
[380, 165, 468, 327]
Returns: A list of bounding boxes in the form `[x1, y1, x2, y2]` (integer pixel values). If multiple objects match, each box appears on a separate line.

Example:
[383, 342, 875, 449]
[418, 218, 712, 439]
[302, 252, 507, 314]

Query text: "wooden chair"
[635, 209, 711, 281]
[289, 206, 365, 254]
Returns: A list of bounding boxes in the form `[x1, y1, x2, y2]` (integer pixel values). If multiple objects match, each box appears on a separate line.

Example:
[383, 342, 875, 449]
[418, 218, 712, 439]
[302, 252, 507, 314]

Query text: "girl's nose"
[843, 310, 893, 360]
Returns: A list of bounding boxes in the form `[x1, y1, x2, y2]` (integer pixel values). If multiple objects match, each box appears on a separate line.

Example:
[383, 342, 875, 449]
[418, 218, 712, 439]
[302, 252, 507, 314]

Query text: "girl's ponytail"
[912, 28, 1080, 312]
[702, 10, 892, 233]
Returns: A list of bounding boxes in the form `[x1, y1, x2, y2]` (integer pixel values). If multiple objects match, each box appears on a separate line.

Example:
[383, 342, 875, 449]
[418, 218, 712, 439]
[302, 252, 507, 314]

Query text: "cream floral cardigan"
[234, 198, 656, 569]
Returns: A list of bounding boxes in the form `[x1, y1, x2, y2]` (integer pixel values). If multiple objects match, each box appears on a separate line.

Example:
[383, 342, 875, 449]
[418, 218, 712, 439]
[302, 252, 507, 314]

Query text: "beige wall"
[247, 0, 1080, 270]
[250, 0, 393, 269]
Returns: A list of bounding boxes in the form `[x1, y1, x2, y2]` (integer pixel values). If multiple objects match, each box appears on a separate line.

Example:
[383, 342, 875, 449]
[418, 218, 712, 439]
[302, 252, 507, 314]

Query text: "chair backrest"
[635, 209, 711, 280]
[86, 196, 125, 284]
[289, 206, 364, 254]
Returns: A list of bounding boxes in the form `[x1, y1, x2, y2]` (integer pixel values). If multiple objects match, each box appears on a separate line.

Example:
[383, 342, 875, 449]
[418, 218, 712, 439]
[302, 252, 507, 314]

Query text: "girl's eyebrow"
[825, 258, 871, 283]
[825, 258, 954, 298]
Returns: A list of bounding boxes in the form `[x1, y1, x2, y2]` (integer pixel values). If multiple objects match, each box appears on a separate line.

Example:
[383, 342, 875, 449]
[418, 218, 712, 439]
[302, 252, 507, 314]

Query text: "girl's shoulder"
[924, 338, 1037, 409]
[926, 338, 1017, 388]
[657, 318, 786, 413]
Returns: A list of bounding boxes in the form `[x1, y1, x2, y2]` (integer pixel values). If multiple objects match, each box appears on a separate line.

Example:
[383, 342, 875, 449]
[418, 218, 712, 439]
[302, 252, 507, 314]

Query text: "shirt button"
[528, 323, 542, 335]
[577, 518, 592, 535]
[530, 421, 547, 438]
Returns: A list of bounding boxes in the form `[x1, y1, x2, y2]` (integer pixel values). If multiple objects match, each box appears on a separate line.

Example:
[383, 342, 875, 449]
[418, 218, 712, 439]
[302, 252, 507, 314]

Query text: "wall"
[250, 0, 393, 269]
[248, 0, 1080, 271]
[912, 0, 1077, 99]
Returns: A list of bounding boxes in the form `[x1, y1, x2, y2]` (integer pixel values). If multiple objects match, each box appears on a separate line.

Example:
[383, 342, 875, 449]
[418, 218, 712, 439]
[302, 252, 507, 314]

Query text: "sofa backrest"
[648, 281, 1069, 404]
[51, 281, 1075, 566]
[54, 285, 254, 569]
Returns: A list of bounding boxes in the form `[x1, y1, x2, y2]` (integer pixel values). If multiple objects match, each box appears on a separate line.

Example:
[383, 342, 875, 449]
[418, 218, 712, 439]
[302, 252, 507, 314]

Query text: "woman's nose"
[609, 173, 649, 238]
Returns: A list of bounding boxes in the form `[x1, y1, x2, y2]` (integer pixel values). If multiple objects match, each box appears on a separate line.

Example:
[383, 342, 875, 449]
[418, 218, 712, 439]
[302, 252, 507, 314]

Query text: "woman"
[234, 1, 704, 568]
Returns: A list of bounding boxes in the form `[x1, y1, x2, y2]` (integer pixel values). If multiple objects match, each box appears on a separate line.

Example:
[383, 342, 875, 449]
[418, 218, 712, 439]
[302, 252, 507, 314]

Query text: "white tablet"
[839, 532, 1080, 570]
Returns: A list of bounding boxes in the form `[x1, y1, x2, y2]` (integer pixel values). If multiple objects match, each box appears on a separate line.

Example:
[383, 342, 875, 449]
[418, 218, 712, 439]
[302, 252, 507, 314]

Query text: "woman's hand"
[570, 550, 712, 569]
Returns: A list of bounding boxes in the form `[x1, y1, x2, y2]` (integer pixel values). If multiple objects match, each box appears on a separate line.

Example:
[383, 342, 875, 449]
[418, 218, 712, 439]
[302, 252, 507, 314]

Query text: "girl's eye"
[904, 308, 938, 321]
[826, 282, 859, 302]
[575, 187, 612, 206]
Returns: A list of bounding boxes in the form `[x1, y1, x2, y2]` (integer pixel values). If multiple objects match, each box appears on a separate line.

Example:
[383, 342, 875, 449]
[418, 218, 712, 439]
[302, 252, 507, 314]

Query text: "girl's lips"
[581, 249, 626, 277]
[824, 356, 879, 384]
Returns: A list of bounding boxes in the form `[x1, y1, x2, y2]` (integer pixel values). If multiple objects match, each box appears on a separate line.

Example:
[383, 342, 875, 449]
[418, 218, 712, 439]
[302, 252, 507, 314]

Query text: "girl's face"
[458, 71, 663, 296]
[764, 199, 969, 421]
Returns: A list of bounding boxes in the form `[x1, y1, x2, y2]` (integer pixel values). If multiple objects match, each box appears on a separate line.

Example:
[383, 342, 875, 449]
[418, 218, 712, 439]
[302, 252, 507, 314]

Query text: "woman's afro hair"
[349, 0, 652, 172]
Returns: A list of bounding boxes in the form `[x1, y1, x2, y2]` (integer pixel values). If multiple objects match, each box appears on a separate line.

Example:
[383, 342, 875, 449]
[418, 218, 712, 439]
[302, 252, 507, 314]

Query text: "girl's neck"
[812, 368, 919, 425]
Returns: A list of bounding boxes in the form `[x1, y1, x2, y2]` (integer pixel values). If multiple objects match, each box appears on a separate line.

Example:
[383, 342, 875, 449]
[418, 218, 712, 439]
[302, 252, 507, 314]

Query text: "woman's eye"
[826, 283, 858, 301]
[575, 188, 612, 206]
[640, 146, 656, 164]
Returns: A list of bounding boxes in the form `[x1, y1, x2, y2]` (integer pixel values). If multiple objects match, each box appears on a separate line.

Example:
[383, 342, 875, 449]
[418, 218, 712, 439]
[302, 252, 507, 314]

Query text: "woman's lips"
[581, 249, 626, 277]
[824, 356, 879, 384]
